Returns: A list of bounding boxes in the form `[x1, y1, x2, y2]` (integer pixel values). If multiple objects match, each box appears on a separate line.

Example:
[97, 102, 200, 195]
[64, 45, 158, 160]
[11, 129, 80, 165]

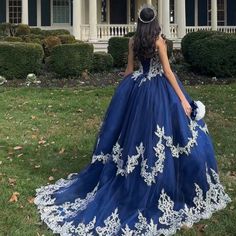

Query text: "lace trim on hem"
[34, 165, 231, 236]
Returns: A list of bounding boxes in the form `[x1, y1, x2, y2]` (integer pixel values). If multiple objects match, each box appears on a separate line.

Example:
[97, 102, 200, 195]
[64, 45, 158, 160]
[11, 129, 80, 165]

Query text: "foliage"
[15, 24, 31, 36]
[181, 30, 224, 63]
[108, 37, 129, 68]
[0, 42, 44, 79]
[42, 36, 61, 57]
[57, 34, 76, 44]
[93, 52, 113, 72]
[48, 43, 94, 76]
[188, 35, 236, 77]
[3, 36, 23, 42]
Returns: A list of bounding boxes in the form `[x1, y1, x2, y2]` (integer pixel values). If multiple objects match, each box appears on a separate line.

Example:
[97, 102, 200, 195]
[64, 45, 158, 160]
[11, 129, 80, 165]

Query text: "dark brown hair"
[133, 7, 161, 60]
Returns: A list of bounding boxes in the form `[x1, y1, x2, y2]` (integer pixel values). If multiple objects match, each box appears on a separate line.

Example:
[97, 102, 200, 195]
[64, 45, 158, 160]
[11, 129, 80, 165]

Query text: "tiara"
[138, 4, 157, 24]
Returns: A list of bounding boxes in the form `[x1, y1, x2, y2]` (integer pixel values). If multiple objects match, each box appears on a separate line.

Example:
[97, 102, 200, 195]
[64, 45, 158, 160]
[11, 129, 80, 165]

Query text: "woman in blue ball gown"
[34, 4, 231, 236]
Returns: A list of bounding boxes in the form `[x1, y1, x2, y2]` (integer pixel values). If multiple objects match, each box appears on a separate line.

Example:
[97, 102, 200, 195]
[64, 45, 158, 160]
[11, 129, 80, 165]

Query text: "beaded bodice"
[131, 53, 164, 84]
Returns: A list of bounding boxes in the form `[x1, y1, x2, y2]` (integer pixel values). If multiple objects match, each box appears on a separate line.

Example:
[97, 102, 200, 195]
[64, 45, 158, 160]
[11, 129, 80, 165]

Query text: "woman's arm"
[156, 36, 192, 116]
[123, 38, 135, 77]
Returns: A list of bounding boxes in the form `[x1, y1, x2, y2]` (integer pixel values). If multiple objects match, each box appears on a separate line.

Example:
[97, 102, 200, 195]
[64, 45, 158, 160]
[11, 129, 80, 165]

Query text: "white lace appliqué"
[131, 55, 164, 86]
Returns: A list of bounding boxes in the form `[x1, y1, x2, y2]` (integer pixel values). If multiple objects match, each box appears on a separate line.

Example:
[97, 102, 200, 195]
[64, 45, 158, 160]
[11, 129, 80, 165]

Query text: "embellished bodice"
[131, 53, 164, 85]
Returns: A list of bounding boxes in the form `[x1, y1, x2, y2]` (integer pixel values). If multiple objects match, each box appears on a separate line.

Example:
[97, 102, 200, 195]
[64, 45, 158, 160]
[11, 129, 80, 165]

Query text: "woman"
[34, 4, 231, 235]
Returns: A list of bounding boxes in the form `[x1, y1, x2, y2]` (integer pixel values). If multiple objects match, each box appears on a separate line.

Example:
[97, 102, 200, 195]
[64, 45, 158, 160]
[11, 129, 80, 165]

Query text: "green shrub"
[4, 36, 23, 42]
[48, 43, 94, 76]
[108, 37, 129, 68]
[0, 42, 44, 79]
[42, 29, 70, 37]
[93, 52, 113, 72]
[0, 23, 11, 36]
[166, 39, 173, 58]
[124, 32, 136, 37]
[42, 36, 61, 57]
[188, 35, 236, 77]
[15, 24, 31, 36]
[181, 30, 224, 63]
[58, 34, 76, 44]
[30, 27, 42, 35]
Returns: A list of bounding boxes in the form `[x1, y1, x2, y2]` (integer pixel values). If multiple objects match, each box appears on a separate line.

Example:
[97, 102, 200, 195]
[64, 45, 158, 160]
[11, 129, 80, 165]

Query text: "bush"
[0, 23, 11, 36]
[188, 35, 236, 77]
[181, 30, 224, 63]
[4, 36, 23, 42]
[30, 27, 42, 35]
[0, 42, 44, 79]
[57, 34, 76, 44]
[42, 36, 61, 57]
[108, 37, 129, 68]
[15, 24, 31, 36]
[124, 32, 136, 37]
[48, 43, 94, 77]
[42, 29, 70, 37]
[93, 52, 113, 72]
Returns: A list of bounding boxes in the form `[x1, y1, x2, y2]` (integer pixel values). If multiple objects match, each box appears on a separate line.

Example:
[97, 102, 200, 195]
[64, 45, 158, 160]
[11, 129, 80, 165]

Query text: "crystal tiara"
[138, 4, 157, 24]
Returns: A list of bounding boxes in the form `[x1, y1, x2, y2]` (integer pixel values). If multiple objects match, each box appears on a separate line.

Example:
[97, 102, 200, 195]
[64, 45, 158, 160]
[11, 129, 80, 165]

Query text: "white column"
[22, 0, 29, 25]
[176, 0, 186, 38]
[89, 0, 98, 42]
[194, 0, 198, 26]
[37, 0, 41, 27]
[162, 0, 170, 38]
[158, 0, 163, 27]
[211, 0, 217, 30]
[73, 0, 82, 40]
[147, 0, 152, 4]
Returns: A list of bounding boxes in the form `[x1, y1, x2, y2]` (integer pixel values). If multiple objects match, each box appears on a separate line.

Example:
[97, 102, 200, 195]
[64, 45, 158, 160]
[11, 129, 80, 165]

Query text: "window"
[208, 0, 226, 26]
[130, 0, 136, 22]
[9, 0, 22, 24]
[101, 0, 107, 22]
[170, 0, 175, 23]
[52, 0, 70, 24]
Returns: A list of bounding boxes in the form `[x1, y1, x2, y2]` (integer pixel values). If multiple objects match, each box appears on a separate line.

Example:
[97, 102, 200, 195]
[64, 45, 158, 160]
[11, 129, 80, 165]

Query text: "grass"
[0, 83, 235, 236]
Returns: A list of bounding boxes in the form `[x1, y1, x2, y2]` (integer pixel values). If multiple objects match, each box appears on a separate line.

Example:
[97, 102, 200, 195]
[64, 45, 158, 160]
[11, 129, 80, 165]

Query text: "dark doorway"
[110, 0, 127, 24]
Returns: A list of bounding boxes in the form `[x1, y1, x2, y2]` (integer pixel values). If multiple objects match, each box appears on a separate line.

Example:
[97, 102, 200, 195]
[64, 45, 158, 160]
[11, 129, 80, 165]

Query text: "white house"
[0, 0, 236, 49]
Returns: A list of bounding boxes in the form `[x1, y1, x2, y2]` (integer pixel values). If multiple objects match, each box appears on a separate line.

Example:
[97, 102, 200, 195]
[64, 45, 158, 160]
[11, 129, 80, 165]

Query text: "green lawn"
[0, 84, 235, 236]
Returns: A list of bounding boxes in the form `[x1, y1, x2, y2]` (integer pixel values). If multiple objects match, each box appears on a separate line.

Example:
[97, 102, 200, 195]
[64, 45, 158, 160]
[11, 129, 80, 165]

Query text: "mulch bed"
[1, 67, 235, 89]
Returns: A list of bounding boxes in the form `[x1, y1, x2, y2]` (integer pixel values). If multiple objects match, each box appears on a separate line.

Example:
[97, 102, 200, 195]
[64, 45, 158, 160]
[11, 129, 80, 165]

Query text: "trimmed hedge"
[0, 42, 44, 79]
[4, 36, 23, 42]
[15, 24, 30, 36]
[48, 43, 94, 76]
[181, 30, 224, 63]
[93, 52, 113, 72]
[188, 35, 236, 77]
[42, 29, 70, 37]
[108, 37, 129, 68]
[58, 34, 76, 44]
[42, 36, 61, 57]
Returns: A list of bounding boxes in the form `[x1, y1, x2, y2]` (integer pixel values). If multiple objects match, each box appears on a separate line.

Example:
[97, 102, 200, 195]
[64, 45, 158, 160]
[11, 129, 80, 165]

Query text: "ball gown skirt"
[34, 55, 231, 236]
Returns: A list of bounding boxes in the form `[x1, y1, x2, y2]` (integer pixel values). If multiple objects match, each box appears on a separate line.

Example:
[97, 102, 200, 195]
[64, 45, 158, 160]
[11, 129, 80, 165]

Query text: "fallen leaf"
[17, 153, 23, 158]
[48, 176, 54, 181]
[27, 196, 35, 204]
[8, 178, 17, 186]
[59, 148, 65, 154]
[9, 192, 20, 202]
[31, 115, 37, 120]
[13, 146, 23, 151]
[34, 165, 41, 169]
[38, 139, 46, 145]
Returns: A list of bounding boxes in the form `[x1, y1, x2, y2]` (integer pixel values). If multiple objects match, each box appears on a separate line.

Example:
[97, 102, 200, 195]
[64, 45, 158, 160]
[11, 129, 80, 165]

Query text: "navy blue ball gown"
[34, 53, 231, 236]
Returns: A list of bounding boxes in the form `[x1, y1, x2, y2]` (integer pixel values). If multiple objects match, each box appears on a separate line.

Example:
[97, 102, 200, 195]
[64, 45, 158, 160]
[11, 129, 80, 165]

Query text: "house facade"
[0, 0, 236, 44]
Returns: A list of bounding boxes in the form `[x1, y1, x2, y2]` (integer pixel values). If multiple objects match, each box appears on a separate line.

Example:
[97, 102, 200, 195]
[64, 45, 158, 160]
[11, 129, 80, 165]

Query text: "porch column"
[162, 0, 170, 38]
[89, 0, 98, 42]
[147, 0, 152, 4]
[73, 0, 82, 40]
[158, 0, 162, 26]
[176, 0, 186, 38]
[194, 0, 198, 26]
[37, 0, 41, 27]
[211, 0, 217, 30]
[22, 0, 29, 25]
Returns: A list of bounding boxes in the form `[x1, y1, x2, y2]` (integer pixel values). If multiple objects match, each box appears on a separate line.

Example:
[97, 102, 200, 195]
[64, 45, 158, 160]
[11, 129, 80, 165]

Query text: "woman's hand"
[181, 99, 192, 117]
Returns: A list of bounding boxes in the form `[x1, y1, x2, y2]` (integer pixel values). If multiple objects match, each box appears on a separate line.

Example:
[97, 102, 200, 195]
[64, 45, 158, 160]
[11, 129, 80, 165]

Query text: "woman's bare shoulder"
[155, 35, 166, 49]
